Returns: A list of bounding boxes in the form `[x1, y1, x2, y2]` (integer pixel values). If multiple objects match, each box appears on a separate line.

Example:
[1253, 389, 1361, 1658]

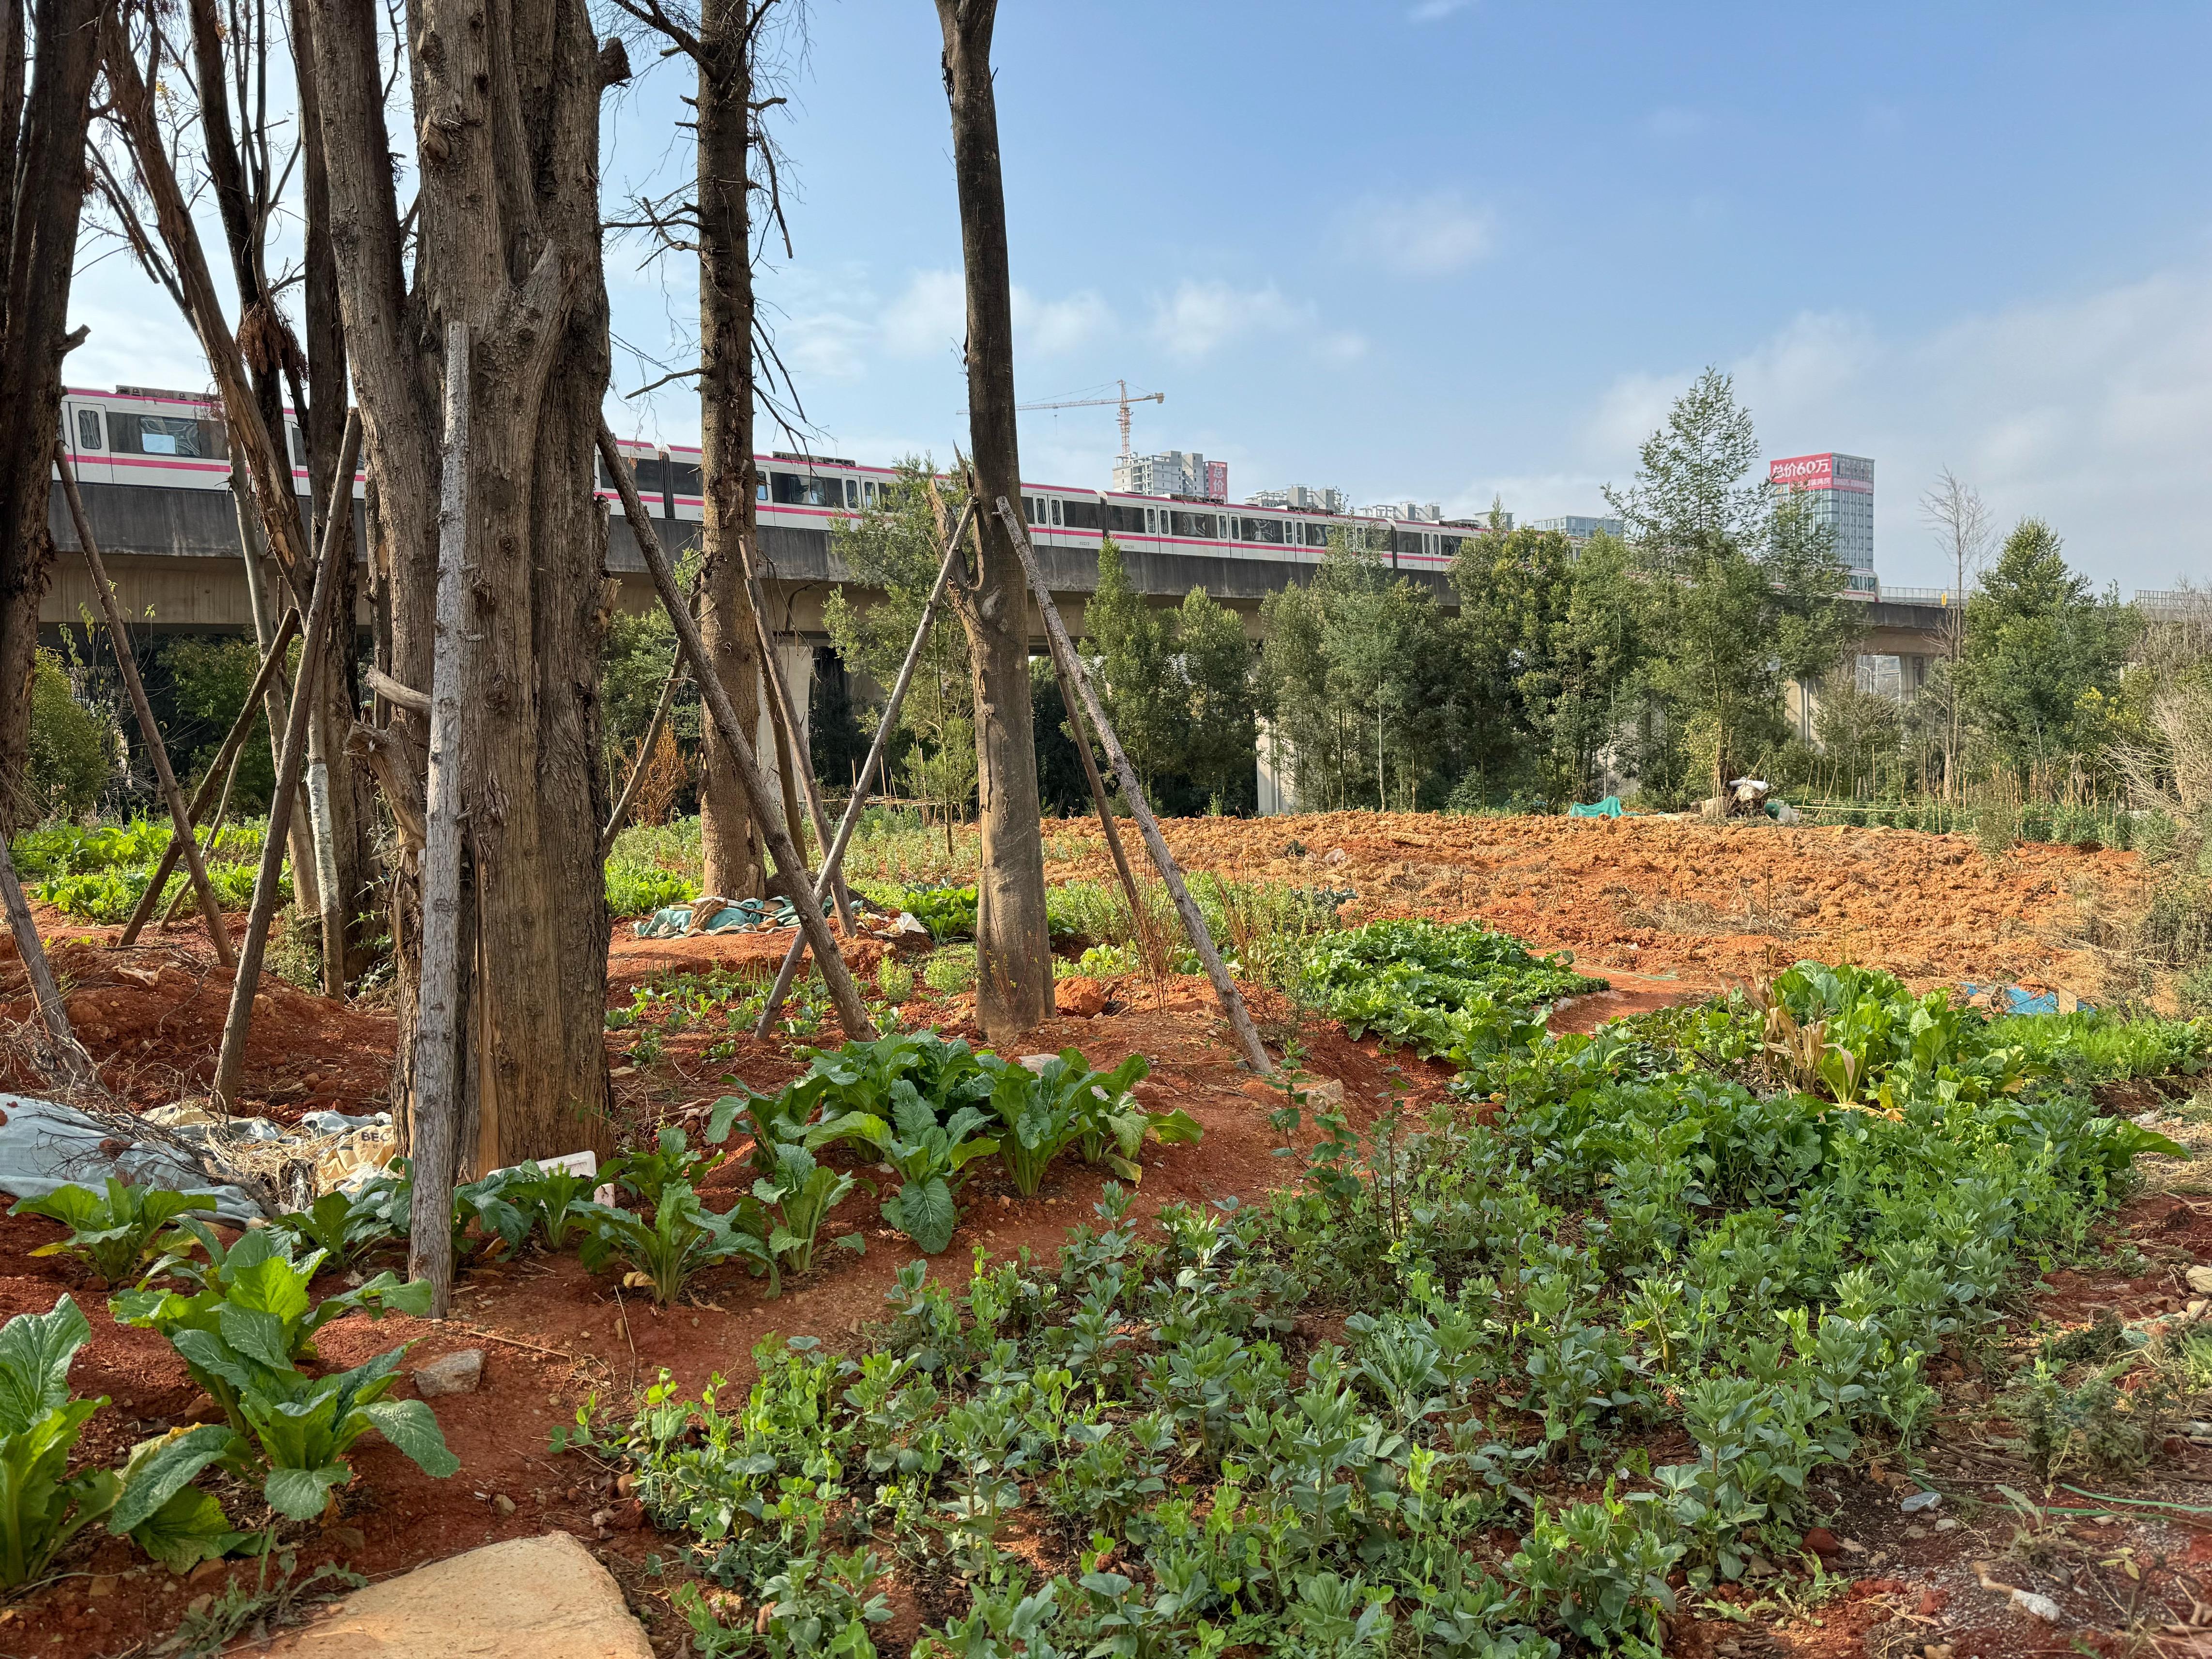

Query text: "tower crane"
[1011, 380, 1164, 458]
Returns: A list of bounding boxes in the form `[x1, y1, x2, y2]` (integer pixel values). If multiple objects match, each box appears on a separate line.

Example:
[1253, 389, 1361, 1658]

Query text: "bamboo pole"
[210, 409, 362, 1111]
[0, 838, 99, 1091]
[1039, 600, 1151, 936]
[752, 499, 975, 1037]
[597, 420, 877, 1043]
[408, 324, 472, 1318]
[118, 608, 303, 945]
[161, 737, 245, 926]
[737, 543, 854, 931]
[57, 451, 235, 968]
[598, 656, 685, 862]
[993, 497, 1273, 1075]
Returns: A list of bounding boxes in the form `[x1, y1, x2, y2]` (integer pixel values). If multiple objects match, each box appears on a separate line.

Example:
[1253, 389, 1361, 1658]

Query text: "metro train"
[59, 384, 1474, 574]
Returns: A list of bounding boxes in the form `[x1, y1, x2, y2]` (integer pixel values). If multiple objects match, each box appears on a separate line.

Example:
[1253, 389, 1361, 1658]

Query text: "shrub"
[25, 652, 111, 819]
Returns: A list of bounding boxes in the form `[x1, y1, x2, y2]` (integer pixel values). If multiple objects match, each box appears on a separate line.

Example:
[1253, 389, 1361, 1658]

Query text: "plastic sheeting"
[0, 1094, 267, 1223]
[632, 895, 811, 938]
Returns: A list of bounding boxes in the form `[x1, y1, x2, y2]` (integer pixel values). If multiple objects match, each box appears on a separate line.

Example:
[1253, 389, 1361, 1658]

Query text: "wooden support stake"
[599, 656, 685, 861]
[994, 497, 1273, 1076]
[58, 452, 235, 968]
[0, 837, 99, 1092]
[753, 500, 975, 1037]
[162, 737, 246, 926]
[1040, 603, 1149, 928]
[597, 420, 877, 1044]
[737, 542, 854, 931]
[210, 410, 362, 1111]
[408, 326, 473, 1319]
[119, 608, 303, 945]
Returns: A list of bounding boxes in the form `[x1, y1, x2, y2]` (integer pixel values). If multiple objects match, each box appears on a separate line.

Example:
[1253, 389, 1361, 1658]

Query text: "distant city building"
[1247, 484, 1348, 514]
[1768, 452, 1876, 594]
[1526, 515, 1622, 543]
[1359, 501, 1442, 523]
[1114, 449, 1221, 501]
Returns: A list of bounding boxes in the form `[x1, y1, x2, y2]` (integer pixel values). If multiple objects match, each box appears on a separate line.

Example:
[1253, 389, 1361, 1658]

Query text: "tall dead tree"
[934, 0, 1053, 1038]
[185, 0, 374, 990]
[307, 0, 618, 1170]
[607, 0, 778, 903]
[0, 0, 107, 825]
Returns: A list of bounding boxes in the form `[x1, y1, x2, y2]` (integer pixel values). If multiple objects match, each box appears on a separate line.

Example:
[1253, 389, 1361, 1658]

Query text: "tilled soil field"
[0, 812, 2188, 1657]
[1044, 809, 2141, 996]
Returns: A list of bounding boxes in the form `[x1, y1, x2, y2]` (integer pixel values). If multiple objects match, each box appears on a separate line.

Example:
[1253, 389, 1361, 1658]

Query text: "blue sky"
[73, 2, 2212, 590]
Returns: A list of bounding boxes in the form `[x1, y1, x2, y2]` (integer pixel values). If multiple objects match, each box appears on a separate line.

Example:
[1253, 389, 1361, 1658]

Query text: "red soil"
[1042, 808, 2140, 998]
[0, 812, 2178, 1654]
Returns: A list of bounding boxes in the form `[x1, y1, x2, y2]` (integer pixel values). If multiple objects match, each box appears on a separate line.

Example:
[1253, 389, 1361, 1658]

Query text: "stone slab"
[259, 1532, 651, 1659]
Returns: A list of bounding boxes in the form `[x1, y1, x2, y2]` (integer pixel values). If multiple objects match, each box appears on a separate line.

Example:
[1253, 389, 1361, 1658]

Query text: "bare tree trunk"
[407, 320, 471, 1318]
[692, 0, 765, 901]
[933, 0, 1052, 1038]
[308, 0, 615, 1169]
[187, 0, 371, 994]
[0, 0, 104, 827]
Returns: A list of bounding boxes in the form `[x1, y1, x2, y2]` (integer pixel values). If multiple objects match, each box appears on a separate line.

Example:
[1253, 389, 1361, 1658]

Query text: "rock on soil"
[1055, 975, 1108, 1017]
[412, 1348, 483, 1397]
[262, 1532, 651, 1658]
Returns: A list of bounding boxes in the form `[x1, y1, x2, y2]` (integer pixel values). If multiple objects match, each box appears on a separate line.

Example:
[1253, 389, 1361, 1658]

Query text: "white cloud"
[1013, 287, 1114, 357]
[1574, 263, 2212, 589]
[1345, 190, 1497, 277]
[1408, 0, 1473, 20]
[878, 268, 1114, 362]
[1151, 279, 1352, 362]
[879, 269, 968, 361]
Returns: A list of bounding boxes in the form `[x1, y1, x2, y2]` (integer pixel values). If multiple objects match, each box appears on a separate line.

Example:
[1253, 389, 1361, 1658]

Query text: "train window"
[1392, 530, 1423, 559]
[633, 457, 668, 494]
[842, 479, 858, 508]
[668, 461, 702, 496]
[757, 479, 769, 502]
[75, 410, 102, 450]
[1438, 534, 1462, 558]
[1244, 516, 1282, 545]
[1305, 522, 1329, 547]
[770, 472, 839, 507]
[1106, 503, 1146, 536]
[1050, 499, 1063, 527]
[1061, 499, 1101, 531]
[1170, 510, 1215, 538]
[109, 412, 226, 459]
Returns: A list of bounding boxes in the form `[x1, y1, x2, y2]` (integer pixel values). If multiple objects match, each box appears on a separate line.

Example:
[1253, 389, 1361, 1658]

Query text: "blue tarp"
[1956, 983, 2091, 1016]
[633, 895, 813, 938]
[1568, 795, 1624, 818]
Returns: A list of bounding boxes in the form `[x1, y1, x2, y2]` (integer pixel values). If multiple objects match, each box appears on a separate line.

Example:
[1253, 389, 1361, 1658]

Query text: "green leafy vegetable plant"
[870, 1093, 997, 1255]
[0, 1296, 120, 1588]
[112, 1227, 431, 1432]
[580, 1183, 766, 1304]
[116, 1345, 458, 1524]
[11, 1179, 216, 1286]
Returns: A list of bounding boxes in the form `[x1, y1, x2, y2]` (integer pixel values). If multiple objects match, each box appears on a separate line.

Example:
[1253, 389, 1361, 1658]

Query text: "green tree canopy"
[822, 460, 977, 821]
[1956, 517, 2140, 780]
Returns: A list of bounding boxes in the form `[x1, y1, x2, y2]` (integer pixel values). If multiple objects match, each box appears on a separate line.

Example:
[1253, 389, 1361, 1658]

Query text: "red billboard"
[1770, 453, 1871, 493]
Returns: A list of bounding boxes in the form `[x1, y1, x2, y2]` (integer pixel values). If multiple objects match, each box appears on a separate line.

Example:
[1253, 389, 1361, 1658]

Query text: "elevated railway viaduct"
[46, 476, 1960, 645]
